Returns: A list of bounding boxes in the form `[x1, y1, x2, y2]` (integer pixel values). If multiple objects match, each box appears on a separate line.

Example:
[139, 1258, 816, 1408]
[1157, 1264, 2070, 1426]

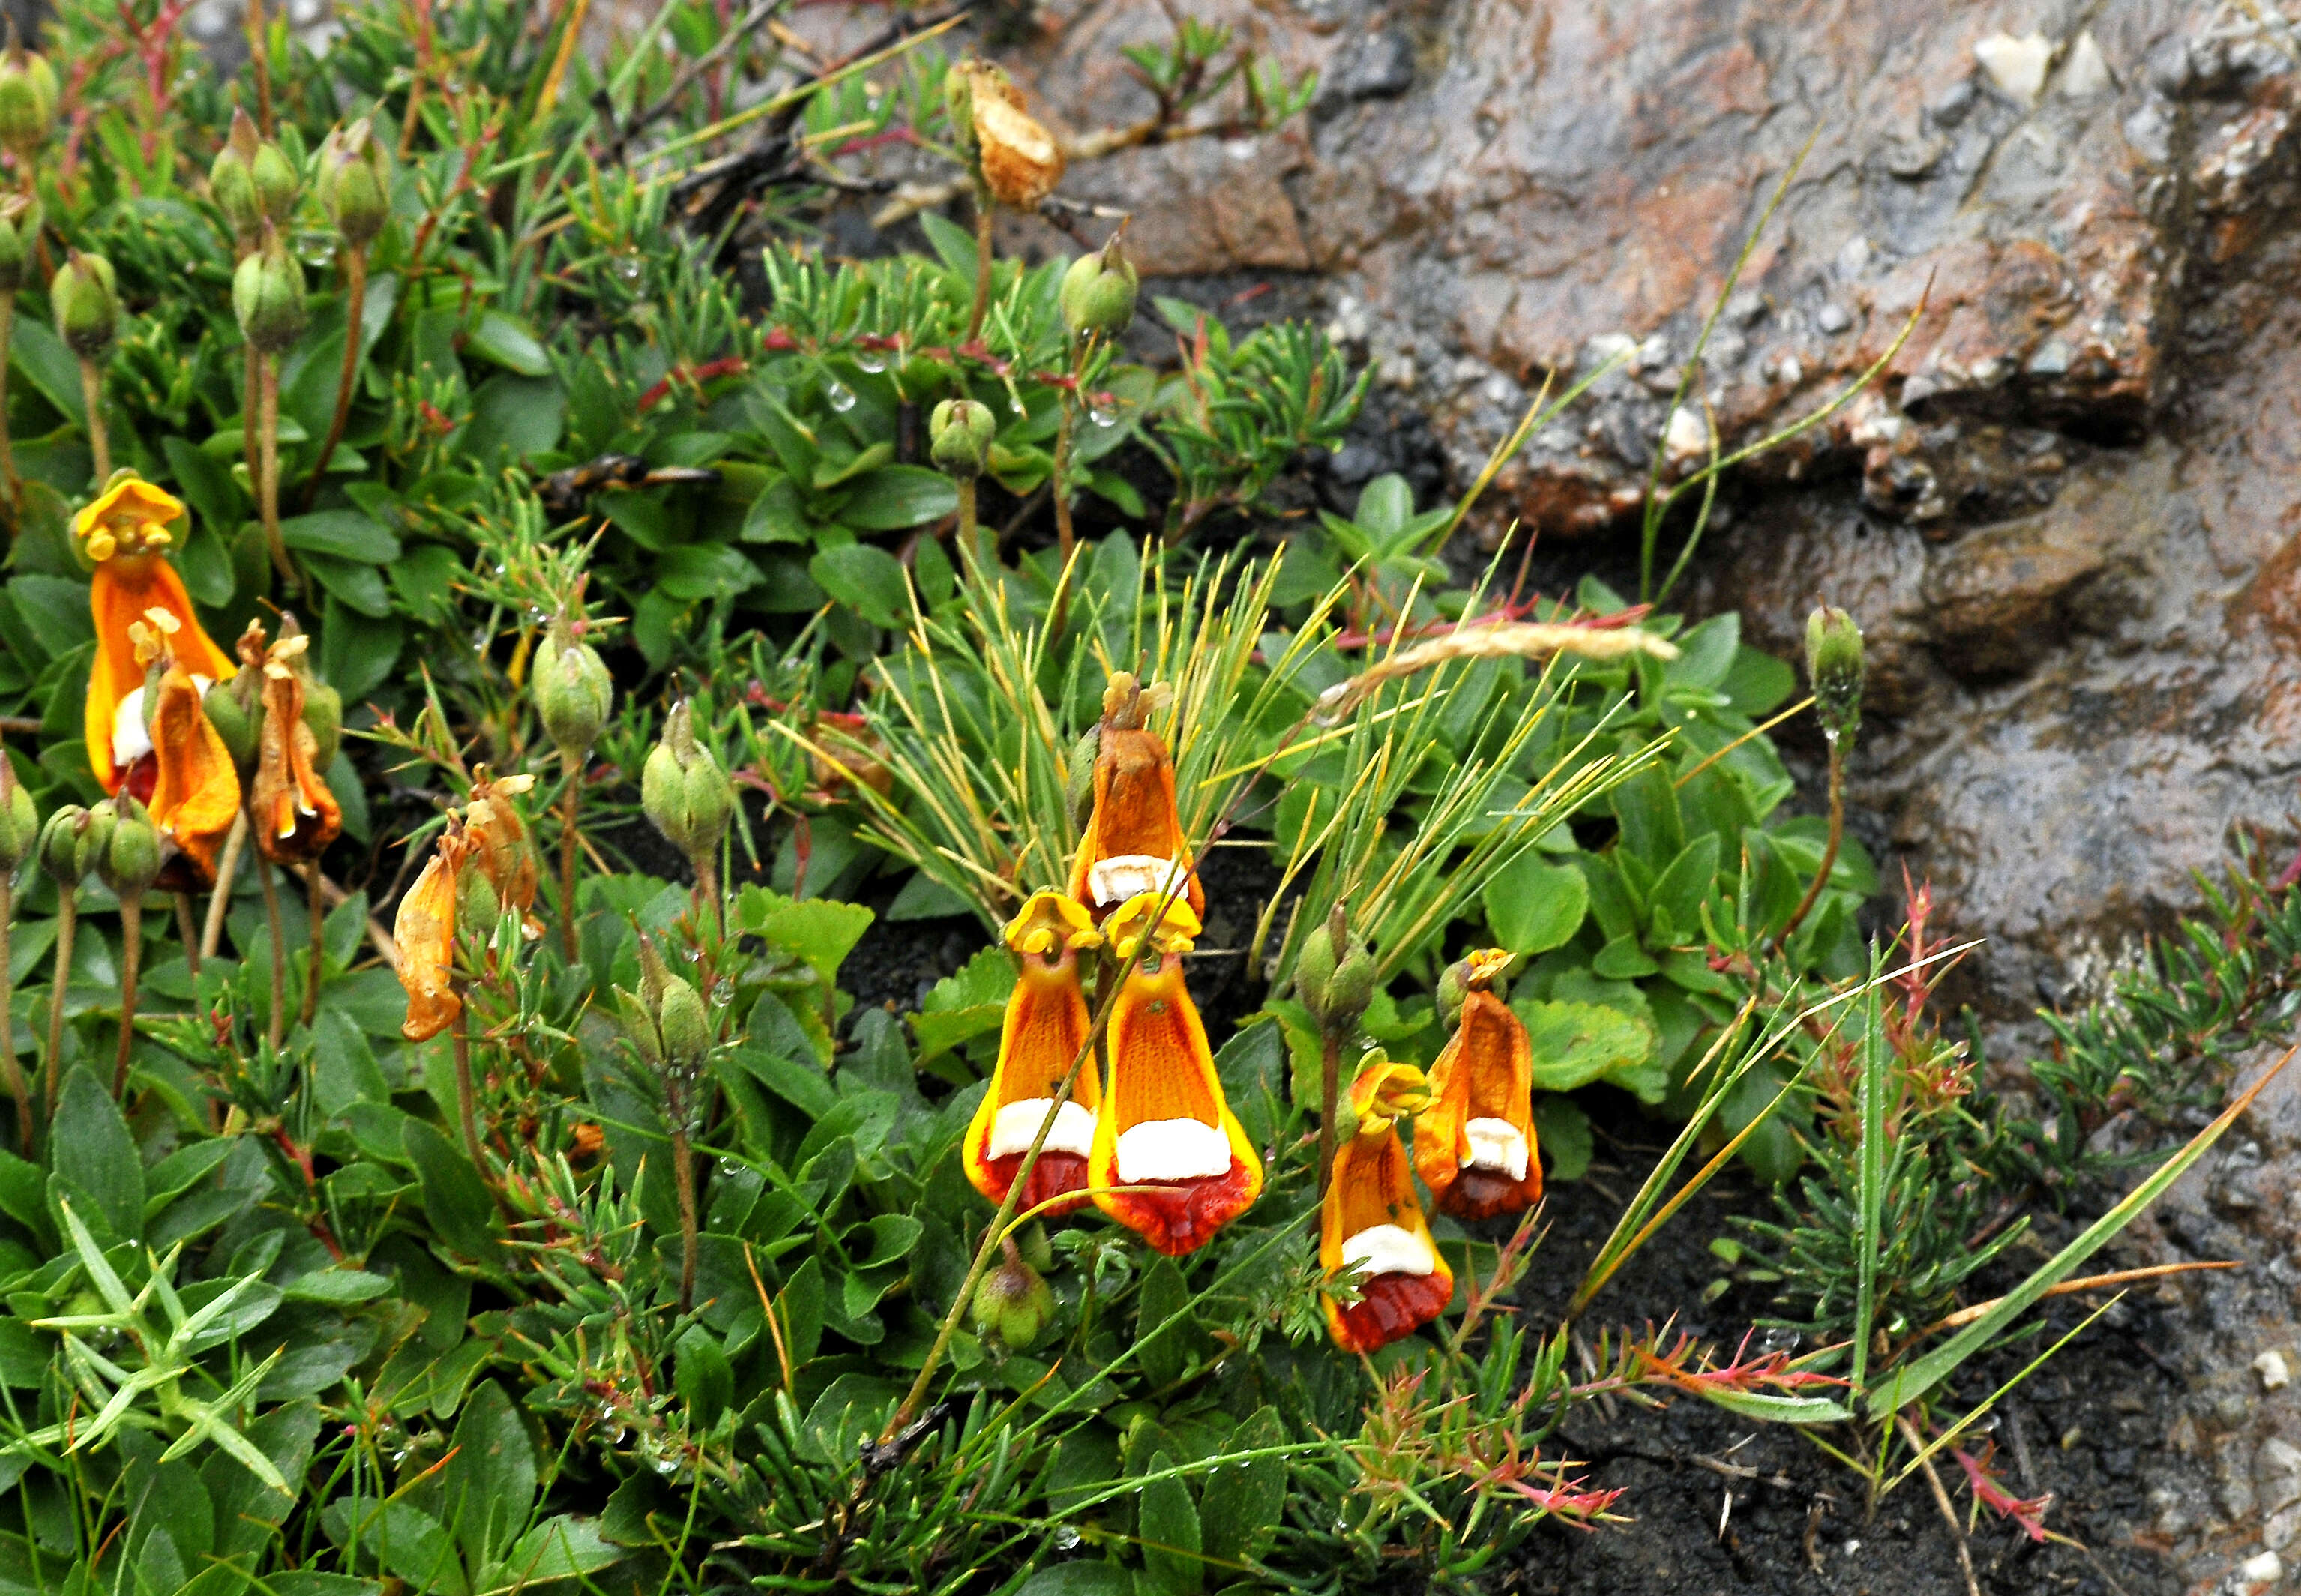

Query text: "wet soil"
[1503, 1098, 2192, 1596]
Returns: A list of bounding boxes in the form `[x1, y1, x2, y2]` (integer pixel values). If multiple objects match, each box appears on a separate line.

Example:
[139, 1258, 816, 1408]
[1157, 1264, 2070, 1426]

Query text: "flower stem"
[44, 887, 73, 1121]
[956, 477, 978, 563]
[0, 876, 27, 1151]
[966, 179, 994, 343]
[560, 751, 582, 966]
[1778, 729, 1846, 950]
[1050, 398, 1077, 635]
[673, 1120, 699, 1312]
[242, 343, 262, 525]
[260, 855, 286, 1050]
[302, 244, 366, 511]
[258, 355, 299, 594]
[112, 894, 142, 1099]
[76, 357, 109, 484]
[1317, 1028, 1341, 1198]
[451, 979, 484, 1173]
[301, 862, 325, 1026]
[174, 890, 200, 986]
[201, 811, 248, 963]
[244, 0, 274, 135]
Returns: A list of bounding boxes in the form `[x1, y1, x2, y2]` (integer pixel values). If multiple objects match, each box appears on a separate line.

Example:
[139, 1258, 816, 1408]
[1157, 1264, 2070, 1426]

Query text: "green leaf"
[1515, 999, 1653, 1094]
[840, 466, 957, 531]
[807, 544, 910, 629]
[1483, 854, 1589, 955]
[304, 553, 393, 617]
[1138, 1452, 1204, 1595]
[656, 540, 760, 601]
[463, 374, 565, 463]
[674, 1327, 734, 1430]
[723, 1044, 837, 1119]
[912, 946, 1014, 1065]
[318, 598, 405, 702]
[1198, 1407, 1286, 1565]
[402, 1118, 500, 1263]
[280, 510, 400, 564]
[280, 1268, 393, 1304]
[12, 316, 83, 424]
[321, 1501, 464, 1596]
[494, 1515, 623, 1583]
[53, 1066, 142, 1240]
[1532, 1095, 1594, 1181]
[1664, 613, 1739, 694]
[444, 1379, 535, 1568]
[1720, 643, 1796, 717]
[465, 310, 552, 376]
[1647, 833, 1721, 943]
[1013, 1567, 1134, 1596]
[731, 888, 873, 982]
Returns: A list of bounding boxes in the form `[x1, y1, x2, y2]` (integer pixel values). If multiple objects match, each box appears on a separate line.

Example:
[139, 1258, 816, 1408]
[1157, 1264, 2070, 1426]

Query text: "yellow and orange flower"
[127, 609, 242, 890]
[79, 476, 235, 797]
[1089, 891, 1261, 1254]
[1413, 950, 1543, 1222]
[963, 891, 1103, 1216]
[1321, 1060, 1454, 1354]
[463, 769, 541, 937]
[1067, 675, 1203, 922]
[252, 633, 343, 864]
[394, 817, 472, 1042]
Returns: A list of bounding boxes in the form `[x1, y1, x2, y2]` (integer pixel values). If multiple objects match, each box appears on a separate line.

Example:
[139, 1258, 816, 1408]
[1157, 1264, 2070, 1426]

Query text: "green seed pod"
[251, 141, 298, 228]
[211, 108, 262, 247]
[930, 397, 996, 480]
[234, 229, 307, 356]
[971, 1255, 1055, 1352]
[52, 250, 119, 360]
[641, 700, 736, 865]
[39, 803, 97, 887]
[621, 932, 712, 1075]
[1803, 603, 1865, 742]
[0, 753, 34, 872]
[1059, 236, 1138, 340]
[203, 678, 259, 774]
[318, 117, 391, 249]
[533, 619, 613, 760]
[1296, 904, 1375, 1037]
[0, 42, 58, 158]
[0, 194, 38, 298]
[97, 795, 162, 899]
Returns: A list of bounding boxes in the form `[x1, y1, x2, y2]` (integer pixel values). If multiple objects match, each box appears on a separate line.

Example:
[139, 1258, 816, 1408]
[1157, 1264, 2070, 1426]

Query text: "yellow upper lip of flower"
[1349, 1059, 1430, 1128]
[1461, 948, 1514, 990]
[1003, 888, 1101, 957]
[1104, 889, 1200, 959]
[74, 476, 187, 561]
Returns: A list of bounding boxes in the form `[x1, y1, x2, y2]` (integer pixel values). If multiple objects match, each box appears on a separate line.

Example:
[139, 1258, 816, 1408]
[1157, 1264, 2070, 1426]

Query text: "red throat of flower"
[964, 932, 1101, 1217]
[1413, 986, 1542, 1222]
[1321, 1063, 1452, 1353]
[1090, 954, 1261, 1255]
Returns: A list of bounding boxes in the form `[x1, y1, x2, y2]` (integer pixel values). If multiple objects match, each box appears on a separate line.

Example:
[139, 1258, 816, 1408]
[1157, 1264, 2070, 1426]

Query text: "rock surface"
[997, 0, 2301, 1037]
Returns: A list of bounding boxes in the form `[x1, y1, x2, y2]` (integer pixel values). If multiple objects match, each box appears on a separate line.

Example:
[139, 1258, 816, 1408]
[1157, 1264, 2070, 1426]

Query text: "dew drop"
[611, 253, 644, 286]
[292, 229, 338, 268]
[824, 377, 858, 412]
[1089, 405, 1116, 428]
[1053, 1527, 1083, 1552]
[709, 977, 734, 1008]
[855, 349, 887, 374]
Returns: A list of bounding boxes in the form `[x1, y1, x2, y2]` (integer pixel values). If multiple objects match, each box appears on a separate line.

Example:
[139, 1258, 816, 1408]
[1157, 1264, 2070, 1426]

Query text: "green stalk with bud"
[236, 225, 308, 595]
[1295, 903, 1377, 1196]
[534, 602, 613, 965]
[305, 118, 391, 506]
[96, 795, 161, 1099]
[930, 397, 995, 562]
[972, 1238, 1055, 1353]
[1051, 233, 1137, 630]
[615, 934, 715, 1310]
[52, 250, 118, 484]
[0, 22, 55, 510]
[1778, 603, 1865, 948]
[0, 737, 34, 1148]
[37, 803, 103, 1121]
[0, 195, 40, 516]
[643, 699, 736, 937]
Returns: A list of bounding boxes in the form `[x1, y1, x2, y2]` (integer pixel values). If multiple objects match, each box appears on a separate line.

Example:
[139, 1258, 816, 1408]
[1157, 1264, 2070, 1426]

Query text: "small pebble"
[2258, 1351, 2291, 1391]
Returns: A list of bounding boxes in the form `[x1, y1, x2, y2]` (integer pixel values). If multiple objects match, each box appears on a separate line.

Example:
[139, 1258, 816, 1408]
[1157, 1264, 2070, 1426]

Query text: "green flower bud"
[1803, 603, 1865, 742]
[317, 118, 391, 250]
[0, 41, 58, 158]
[0, 194, 40, 298]
[252, 142, 298, 229]
[97, 795, 161, 899]
[930, 397, 996, 481]
[1017, 1220, 1054, 1274]
[971, 1253, 1055, 1352]
[1060, 237, 1137, 339]
[275, 614, 340, 767]
[52, 250, 118, 360]
[0, 751, 34, 872]
[39, 803, 99, 887]
[640, 700, 735, 866]
[211, 108, 262, 247]
[533, 618, 613, 760]
[234, 229, 307, 356]
[1296, 903, 1375, 1036]
[1436, 951, 1508, 1029]
[618, 933, 712, 1074]
[203, 677, 259, 774]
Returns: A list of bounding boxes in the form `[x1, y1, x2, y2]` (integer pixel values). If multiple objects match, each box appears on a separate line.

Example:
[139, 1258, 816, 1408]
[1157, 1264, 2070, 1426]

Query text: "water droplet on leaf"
[855, 349, 887, 374]
[292, 229, 338, 268]
[824, 377, 857, 412]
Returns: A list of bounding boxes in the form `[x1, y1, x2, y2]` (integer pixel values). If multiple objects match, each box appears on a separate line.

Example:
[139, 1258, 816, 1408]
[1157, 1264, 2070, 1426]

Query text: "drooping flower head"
[1321, 1059, 1455, 1354]
[461, 769, 541, 939]
[251, 630, 343, 864]
[964, 891, 1104, 1216]
[1089, 891, 1262, 1255]
[1067, 673, 1203, 922]
[126, 608, 241, 890]
[79, 476, 235, 796]
[1413, 950, 1543, 1222]
[394, 816, 473, 1042]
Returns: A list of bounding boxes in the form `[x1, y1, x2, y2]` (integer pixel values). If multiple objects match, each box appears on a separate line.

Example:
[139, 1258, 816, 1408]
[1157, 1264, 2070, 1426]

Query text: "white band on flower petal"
[112, 685, 152, 766]
[1115, 1117, 1231, 1182]
[1088, 854, 1187, 907]
[1461, 1117, 1529, 1181]
[1340, 1223, 1436, 1278]
[987, 1098, 1096, 1160]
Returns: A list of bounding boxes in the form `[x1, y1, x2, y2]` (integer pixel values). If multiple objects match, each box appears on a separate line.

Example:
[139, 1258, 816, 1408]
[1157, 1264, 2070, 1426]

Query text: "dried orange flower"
[252, 632, 342, 864]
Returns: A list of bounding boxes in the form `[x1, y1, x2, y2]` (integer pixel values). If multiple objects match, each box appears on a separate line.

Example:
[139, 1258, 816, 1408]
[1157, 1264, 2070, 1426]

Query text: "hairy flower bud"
[1436, 948, 1511, 1029]
[930, 397, 996, 481]
[251, 141, 298, 229]
[0, 193, 40, 297]
[211, 109, 262, 246]
[235, 228, 308, 356]
[1060, 236, 1137, 339]
[641, 700, 735, 866]
[0, 40, 58, 158]
[39, 803, 100, 887]
[1804, 603, 1865, 741]
[1296, 904, 1376, 1037]
[534, 618, 613, 759]
[96, 794, 162, 899]
[52, 250, 119, 359]
[972, 1253, 1056, 1352]
[318, 118, 391, 249]
[0, 751, 34, 871]
[617, 933, 712, 1076]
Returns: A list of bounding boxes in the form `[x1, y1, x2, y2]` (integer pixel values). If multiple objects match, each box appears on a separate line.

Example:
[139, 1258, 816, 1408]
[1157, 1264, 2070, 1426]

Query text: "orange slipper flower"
[251, 632, 342, 864]
[463, 770, 541, 937]
[1322, 1060, 1455, 1354]
[1067, 673, 1204, 921]
[963, 891, 1104, 1216]
[1413, 950, 1543, 1222]
[128, 610, 242, 890]
[394, 818, 472, 1042]
[79, 476, 235, 796]
[1089, 891, 1260, 1254]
